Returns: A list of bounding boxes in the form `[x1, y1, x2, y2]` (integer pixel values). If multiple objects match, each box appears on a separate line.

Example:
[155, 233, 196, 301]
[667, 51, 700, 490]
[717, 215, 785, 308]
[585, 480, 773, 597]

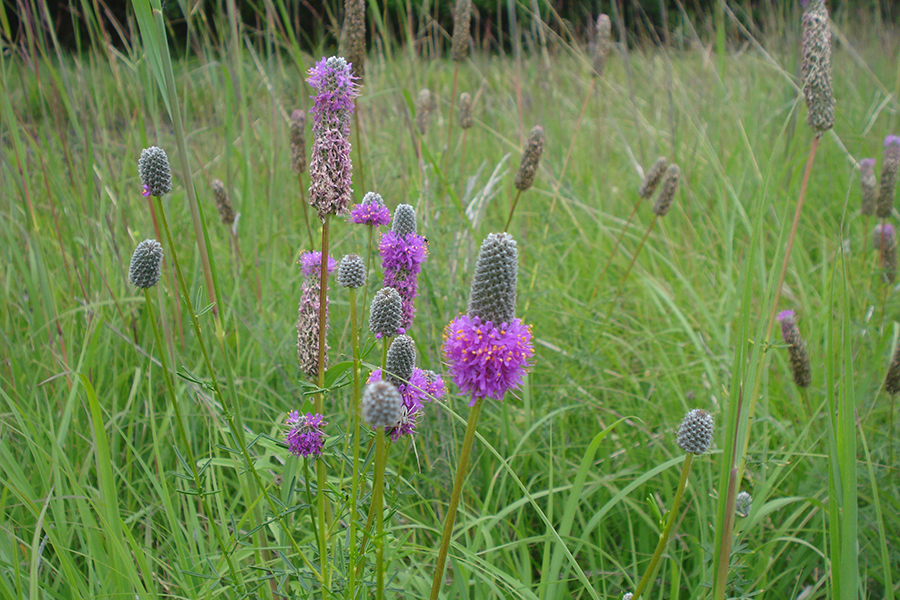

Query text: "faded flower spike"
[451, 0, 471, 62]
[337, 254, 366, 288]
[392, 203, 417, 237]
[129, 239, 164, 289]
[211, 179, 235, 225]
[369, 287, 403, 338]
[873, 223, 895, 250]
[735, 491, 753, 518]
[415, 89, 435, 135]
[652, 164, 680, 217]
[675, 408, 714, 455]
[297, 251, 337, 378]
[859, 158, 877, 216]
[459, 92, 474, 129]
[138, 146, 172, 197]
[289, 109, 307, 174]
[800, 0, 835, 133]
[444, 233, 534, 404]
[639, 157, 668, 199]
[878, 223, 898, 283]
[341, 0, 366, 82]
[285, 411, 327, 458]
[885, 340, 900, 395]
[350, 191, 391, 226]
[877, 135, 900, 218]
[514, 125, 544, 192]
[592, 14, 612, 78]
[361, 380, 403, 429]
[777, 309, 812, 388]
[385, 334, 416, 386]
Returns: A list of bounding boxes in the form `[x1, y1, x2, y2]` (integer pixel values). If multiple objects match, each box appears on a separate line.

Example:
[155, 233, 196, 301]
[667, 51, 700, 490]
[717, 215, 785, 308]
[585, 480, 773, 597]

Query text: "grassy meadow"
[1, 1, 899, 598]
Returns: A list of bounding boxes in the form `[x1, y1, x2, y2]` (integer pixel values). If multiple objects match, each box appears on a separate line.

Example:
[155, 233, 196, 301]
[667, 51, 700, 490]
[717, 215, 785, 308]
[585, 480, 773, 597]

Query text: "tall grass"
[1, 1, 899, 599]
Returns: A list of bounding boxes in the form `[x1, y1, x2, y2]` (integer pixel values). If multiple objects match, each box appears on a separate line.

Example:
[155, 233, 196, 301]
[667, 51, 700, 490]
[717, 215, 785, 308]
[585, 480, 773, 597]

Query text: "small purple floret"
[777, 310, 796, 342]
[142, 185, 151, 197]
[885, 135, 900, 148]
[350, 198, 391, 226]
[299, 251, 337, 278]
[285, 411, 328, 457]
[443, 315, 534, 406]
[860, 158, 875, 168]
[368, 367, 441, 441]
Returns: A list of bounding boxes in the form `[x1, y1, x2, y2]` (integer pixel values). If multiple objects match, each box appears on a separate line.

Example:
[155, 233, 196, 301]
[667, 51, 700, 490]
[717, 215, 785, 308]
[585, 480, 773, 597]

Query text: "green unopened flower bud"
[675, 408, 713, 455]
[392, 203, 417, 237]
[338, 254, 366, 288]
[467, 232, 518, 326]
[370, 287, 403, 337]
[139, 146, 172, 197]
[361, 380, 403, 429]
[129, 239, 164, 289]
[385, 334, 416, 385]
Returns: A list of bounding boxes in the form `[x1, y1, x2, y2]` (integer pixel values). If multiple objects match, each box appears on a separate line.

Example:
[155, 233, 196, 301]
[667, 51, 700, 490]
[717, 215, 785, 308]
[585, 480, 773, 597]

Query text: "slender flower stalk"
[632, 409, 713, 600]
[458, 92, 474, 175]
[350, 192, 391, 312]
[431, 233, 533, 599]
[506, 125, 544, 231]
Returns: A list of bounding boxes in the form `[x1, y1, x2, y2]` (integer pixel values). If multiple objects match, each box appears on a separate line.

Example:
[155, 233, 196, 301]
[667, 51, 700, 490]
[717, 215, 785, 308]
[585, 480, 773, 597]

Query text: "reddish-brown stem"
[588, 197, 642, 305]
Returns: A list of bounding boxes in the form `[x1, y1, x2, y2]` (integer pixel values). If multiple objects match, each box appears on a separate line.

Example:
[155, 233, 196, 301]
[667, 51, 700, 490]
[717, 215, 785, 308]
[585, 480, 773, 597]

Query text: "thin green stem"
[429, 398, 484, 600]
[373, 427, 387, 600]
[504, 189, 523, 233]
[604, 218, 657, 322]
[443, 65, 459, 174]
[587, 197, 642, 306]
[347, 287, 362, 600]
[316, 215, 331, 591]
[632, 453, 694, 600]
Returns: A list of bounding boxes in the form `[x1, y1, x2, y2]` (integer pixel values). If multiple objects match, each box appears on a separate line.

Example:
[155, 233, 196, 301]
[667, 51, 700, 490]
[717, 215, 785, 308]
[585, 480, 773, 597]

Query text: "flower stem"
[631, 453, 694, 600]
[443, 65, 459, 174]
[373, 427, 387, 600]
[429, 398, 484, 600]
[504, 190, 523, 233]
[347, 287, 362, 600]
[316, 215, 331, 591]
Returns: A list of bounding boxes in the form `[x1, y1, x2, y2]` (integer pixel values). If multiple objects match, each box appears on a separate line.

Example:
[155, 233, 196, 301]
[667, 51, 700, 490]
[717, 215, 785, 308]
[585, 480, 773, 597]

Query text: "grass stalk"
[587, 198, 642, 305]
[443, 65, 459, 174]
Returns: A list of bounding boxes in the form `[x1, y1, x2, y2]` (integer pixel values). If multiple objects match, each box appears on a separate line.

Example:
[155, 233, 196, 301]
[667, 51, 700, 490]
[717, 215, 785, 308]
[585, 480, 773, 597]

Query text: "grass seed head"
[138, 146, 172, 197]
[592, 14, 612, 78]
[859, 158, 877, 216]
[129, 239, 164, 289]
[415, 89, 435, 135]
[639, 157, 668, 198]
[514, 125, 544, 192]
[451, 0, 471, 62]
[289, 109, 307, 174]
[211, 179, 235, 225]
[877, 136, 900, 218]
[675, 408, 714, 455]
[459, 92, 474, 129]
[800, 0, 835, 133]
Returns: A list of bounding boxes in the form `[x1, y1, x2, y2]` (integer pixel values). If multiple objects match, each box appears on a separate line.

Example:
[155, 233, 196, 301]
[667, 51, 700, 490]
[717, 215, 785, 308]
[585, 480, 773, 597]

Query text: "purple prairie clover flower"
[350, 192, 391, 226]
[297, 251, 337, 378]
[142, 185, 151, 197]
[307, 56, 359, 136]
[368, 367, 440, 441]
[380, 230, 428, 330]
[285, 411, 328, 457]
[423, 369, 446, 400]
[442, 315, 534, 406]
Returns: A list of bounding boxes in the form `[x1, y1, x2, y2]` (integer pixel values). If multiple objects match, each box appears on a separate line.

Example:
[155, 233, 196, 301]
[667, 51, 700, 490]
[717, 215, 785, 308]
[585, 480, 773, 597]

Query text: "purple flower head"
[368, 367, 439, 441]
[285, 411, 328, 458]
[307, 56, 359, 136]
[380, 230, 429, 330]
[885, 135, 900, 148]
[299, 251, 338, 278]
[442, 315, 534, 406]
[777, 310, 796, 342]
[423, 369, 446, 400]
[350, 192, 392, 226]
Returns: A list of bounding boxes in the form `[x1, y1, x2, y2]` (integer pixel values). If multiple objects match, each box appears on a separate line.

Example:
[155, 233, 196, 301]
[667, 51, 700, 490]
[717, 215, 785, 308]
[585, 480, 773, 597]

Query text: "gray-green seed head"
[675, 408, 713, 455]
[639, 157, 668, 199]
[459, 92, 474, 129]
[801, 1, 835, 133]
[369, 287, 403, 337]
[385, 334, 416, 386]
[514, 125, 544, 192]
[361, 380, 403, 429]
[592, 14, 611, 78]
[211, 179, 235, 225]
[392, 203, 417, 237]
[415, 89, 435, 135]
[290, 109, 307, 174]
[652, 164, 680, 217]
[877, 139, 900, 218]
[859, 158, 877, 216]
[338, 254, 366, 288]
[467, 232, 518, 326]
[735, 491, 752, 518]
[451, 0, 471, 62]
[138, 146, 172, 197]
[129, 239, 164, 289]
